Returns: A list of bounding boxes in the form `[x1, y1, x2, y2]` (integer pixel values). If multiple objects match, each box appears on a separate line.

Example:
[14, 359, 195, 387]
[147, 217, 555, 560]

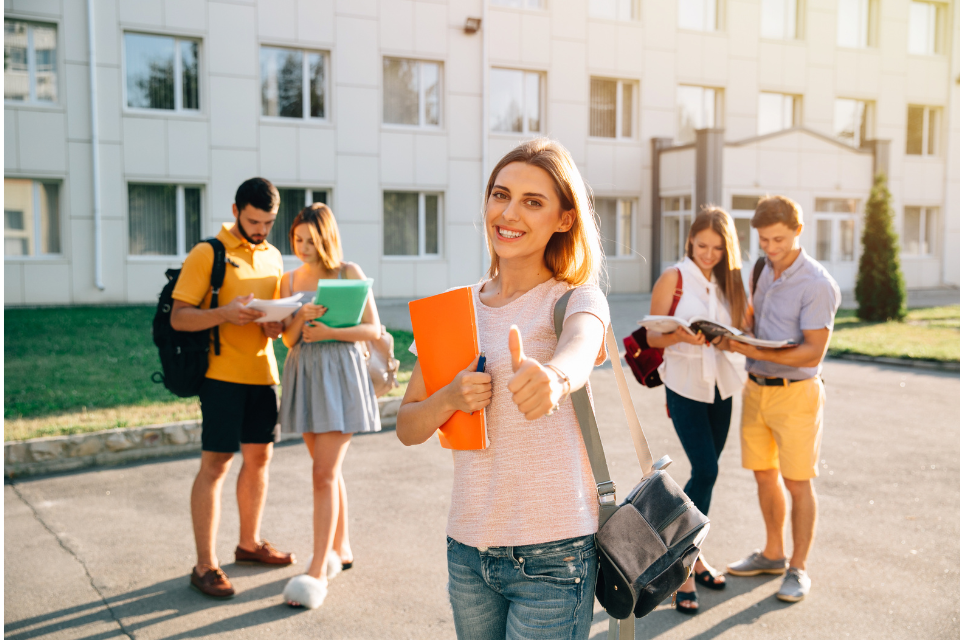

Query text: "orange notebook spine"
[408, 287, 486, 450]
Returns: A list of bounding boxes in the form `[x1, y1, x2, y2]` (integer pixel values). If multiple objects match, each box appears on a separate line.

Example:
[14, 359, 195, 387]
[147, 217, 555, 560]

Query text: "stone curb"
[4, 397, 402, 479]
[827, 352, 960, 372]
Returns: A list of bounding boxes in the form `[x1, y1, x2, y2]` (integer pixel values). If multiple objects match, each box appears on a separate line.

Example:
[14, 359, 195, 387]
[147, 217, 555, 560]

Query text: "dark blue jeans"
[665, 386, 732, 516]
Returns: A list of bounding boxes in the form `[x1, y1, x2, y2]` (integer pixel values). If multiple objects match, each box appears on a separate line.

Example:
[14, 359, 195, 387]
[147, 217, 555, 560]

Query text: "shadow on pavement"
[4, 571, 301, 640]
[589, 574, 783, 640]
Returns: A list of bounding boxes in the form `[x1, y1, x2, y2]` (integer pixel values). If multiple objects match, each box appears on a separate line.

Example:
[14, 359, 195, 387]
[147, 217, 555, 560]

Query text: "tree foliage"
[855, 173, 907, 321]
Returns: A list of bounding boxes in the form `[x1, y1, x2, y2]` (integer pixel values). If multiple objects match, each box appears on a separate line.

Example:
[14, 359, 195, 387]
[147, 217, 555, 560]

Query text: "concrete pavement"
[5, 359, 960, 639]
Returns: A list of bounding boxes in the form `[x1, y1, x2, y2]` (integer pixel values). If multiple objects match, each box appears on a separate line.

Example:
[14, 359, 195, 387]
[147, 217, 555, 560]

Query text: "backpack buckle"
[597, 481, 616, 505]
[211, 287, 220, 295]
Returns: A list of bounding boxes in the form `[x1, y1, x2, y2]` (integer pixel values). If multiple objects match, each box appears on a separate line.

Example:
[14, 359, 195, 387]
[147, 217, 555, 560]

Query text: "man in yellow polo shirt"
[171, 177, 295, 598]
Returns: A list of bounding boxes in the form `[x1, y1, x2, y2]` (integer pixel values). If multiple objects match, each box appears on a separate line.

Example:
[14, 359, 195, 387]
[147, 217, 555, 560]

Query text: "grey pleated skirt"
[280, 340, 381, 434]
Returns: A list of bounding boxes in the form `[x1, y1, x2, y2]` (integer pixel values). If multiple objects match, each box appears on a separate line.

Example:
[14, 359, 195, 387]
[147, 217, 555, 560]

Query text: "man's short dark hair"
[752, 195, 802, 231]
[235, 177, 280, 214]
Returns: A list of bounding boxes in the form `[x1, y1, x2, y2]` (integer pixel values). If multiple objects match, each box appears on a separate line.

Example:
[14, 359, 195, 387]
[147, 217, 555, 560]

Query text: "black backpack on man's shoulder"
[151, 238, 227, 397]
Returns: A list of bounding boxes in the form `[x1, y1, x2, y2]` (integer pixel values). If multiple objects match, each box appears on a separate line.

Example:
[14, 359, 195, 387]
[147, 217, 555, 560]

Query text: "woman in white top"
[646, 207, 748, 613]
[396, 139, 610, 640]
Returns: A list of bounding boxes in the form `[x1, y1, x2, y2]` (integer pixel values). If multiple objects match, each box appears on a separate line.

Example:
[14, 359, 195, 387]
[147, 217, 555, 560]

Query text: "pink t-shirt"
[412, 278, 610, 547]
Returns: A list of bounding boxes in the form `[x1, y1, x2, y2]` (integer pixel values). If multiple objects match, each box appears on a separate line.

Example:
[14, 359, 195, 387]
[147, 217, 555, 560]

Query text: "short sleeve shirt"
[411, 278, 611, 548]
[172, 223, 284, 386]
[748, 248, 841, 380]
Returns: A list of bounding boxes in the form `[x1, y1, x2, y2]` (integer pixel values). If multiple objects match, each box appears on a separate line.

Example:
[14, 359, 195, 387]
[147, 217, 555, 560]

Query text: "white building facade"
[4, 0, 959, 306]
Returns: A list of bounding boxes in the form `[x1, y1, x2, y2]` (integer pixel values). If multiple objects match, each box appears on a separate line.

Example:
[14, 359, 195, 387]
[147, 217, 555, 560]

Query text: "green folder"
[313, 279, 373, 328]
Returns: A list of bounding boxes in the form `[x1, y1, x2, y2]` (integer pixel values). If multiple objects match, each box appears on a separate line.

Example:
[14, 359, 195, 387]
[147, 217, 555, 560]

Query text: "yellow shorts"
[740, 377, 825, 481]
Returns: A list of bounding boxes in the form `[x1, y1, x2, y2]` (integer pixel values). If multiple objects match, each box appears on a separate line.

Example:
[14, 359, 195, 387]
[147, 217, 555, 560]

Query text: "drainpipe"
[480, 1, 489, 279]
[87, 0, 104, 290]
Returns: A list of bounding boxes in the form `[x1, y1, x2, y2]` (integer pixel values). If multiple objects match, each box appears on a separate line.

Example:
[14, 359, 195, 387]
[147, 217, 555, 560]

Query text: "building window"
[834, 99, 872, 147]
[837, 0, 877, 48]
[491, 0, 544, 8]
[731, 195, 762, 263]
[383, 58, 441, 127]
[124, 33, 200, 111]
[758, 92, 800, 135]
[761, 0, 799, 39]
[4, 20, 57, 103]
[908, 1, 944, 55]
[906, 105, 940, 156]
[814, 198, 858, 264]
[267, 189, 328, 255]
[903, 206, 939, 256]
[589, 0, 640, 20]
[661, 196, 693, 264]
[590, 78, 635, 139]
[679, 0, 718, 31]
[4, 179, 60, 257]
[595, 198, 634, 258]
[490, 69, 542, 134]
[383, 192, 441, 257]
[128, 184, 202, 256]
[260, 47, 326, 119]
[677, 85, 720, 144]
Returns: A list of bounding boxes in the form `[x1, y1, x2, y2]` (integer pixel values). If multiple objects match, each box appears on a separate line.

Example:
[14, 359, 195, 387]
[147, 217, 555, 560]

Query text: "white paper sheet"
[246, 293, 305, 323]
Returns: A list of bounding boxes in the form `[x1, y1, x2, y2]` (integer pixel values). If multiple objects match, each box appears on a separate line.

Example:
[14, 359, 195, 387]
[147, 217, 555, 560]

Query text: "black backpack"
[151, 238, 227, 397]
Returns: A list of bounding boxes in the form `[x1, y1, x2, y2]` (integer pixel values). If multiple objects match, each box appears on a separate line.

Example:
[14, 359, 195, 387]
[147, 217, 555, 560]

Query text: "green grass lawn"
[4, 305, 415, 441]
[829, 305, 960, 362]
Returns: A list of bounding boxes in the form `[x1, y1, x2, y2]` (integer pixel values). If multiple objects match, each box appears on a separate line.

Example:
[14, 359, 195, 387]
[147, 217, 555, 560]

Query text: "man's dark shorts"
[198, 379, 280, 453]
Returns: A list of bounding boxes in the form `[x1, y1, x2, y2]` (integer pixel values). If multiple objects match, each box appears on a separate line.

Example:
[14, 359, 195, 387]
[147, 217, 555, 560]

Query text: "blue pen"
[471, 351, 486, 416]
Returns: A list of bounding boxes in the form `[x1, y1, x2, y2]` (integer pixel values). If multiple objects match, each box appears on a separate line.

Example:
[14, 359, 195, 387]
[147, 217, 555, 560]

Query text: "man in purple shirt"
[723, 196, 840, 603]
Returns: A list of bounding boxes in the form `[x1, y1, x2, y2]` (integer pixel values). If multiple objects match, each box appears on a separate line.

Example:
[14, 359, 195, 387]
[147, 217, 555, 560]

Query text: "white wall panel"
[338, 221, 381, 284]
[210, 76, 258, 148]
[415, 261, 449, 297]
[379, 260, 415, 297]
[336, 87, 379, 154]
[259, 124, 298, 180]
[123, 117, 167, 175]
[258, 0, 296, 40]
[446, 159, 482, 224]
[415, 134, 448, 185]
[5, 263, 24, 305]
[414, 1, 447, 56]
[446, 94, 481, 159]
[297, 0, 335, 43]
[168, 120, 210, 178]
[65, 63, 92, 139]
[4, 109, 18, 170]
[99, 143, 124, 220]
[298, 127, 337, 182]
[336, 154, 379, 222]
[208, 2, 257, 75]
[336, 16, 379, 86]
[18, 110, 67, 172]
[23, 263, 72, 305]
[337, 0, 376, 18]
[165, 0, 208, 30]
[118, 0, 163, 26]
[380, 0, 414, 51]
[97, 68, 123, 143]
[520, 12, 550, 65]
[380, 132, 415, 184]
[62, 0, 89, 63]
[210, 148, 258, 221]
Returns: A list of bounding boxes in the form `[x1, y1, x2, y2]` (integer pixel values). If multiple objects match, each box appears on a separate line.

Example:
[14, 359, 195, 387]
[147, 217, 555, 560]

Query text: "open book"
[638, 315, 798, 349]
[245, 293, 308, 323]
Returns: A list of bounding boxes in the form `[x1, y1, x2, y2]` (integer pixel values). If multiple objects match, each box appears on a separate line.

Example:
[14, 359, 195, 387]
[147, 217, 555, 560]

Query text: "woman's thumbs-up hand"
[507, 325, 566, 421]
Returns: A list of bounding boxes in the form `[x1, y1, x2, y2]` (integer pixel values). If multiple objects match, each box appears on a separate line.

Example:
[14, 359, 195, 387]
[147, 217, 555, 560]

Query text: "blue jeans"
[447, 534, 598, 640]
[665, 385, 732, 516]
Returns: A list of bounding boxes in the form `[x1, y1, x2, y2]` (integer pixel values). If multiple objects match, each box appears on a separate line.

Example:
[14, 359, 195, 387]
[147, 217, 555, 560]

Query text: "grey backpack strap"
[554, 290, 618, 527]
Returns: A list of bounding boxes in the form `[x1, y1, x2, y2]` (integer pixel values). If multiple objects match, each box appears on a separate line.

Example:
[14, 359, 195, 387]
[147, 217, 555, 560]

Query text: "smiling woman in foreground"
[397, 139, 610, 639]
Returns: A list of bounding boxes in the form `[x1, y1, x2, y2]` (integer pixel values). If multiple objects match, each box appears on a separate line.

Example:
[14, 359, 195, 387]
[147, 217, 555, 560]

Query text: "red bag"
[623, 270, 683, 388]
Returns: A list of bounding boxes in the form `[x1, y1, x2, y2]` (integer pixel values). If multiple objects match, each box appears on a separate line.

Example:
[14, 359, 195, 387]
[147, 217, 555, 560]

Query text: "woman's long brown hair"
[289, 203, 343, 271]
[685, 207, 748, 330]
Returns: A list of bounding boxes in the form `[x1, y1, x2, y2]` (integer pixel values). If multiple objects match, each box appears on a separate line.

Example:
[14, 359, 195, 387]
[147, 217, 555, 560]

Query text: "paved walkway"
[5, 359, 959, 639]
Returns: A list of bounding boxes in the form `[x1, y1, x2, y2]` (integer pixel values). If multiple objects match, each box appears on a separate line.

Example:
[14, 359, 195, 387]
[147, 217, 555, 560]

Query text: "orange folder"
[408, 287, 487, 450]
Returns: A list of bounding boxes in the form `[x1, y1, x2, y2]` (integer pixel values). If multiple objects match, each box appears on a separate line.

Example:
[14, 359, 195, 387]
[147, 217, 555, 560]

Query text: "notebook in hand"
[637, 315, 798, 349]
[408, 287, 487, 450]
[314, 279, 373, 328]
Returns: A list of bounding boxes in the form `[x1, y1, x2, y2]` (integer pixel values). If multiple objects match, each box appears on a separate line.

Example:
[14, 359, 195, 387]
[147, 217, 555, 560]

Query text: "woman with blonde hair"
[644, 207, 748, 613]
[278, 203, 382, 609]
[397, 138, 610, 639]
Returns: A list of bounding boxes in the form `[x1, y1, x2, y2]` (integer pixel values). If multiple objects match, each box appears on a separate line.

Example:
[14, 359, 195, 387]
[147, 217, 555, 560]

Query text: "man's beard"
[237, 217, 266, 245]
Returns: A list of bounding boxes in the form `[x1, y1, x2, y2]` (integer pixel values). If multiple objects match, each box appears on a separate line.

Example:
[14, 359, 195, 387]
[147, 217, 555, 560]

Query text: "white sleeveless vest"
[660, 257, 746, 403]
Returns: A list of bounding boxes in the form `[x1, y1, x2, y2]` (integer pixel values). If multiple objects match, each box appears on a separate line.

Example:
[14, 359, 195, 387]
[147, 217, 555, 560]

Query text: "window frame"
[836, 0, 879, 49]
[490, 0, 547, 10]
[489, 67, 544, 136]
[901, 205, 940, 257]
[382, 191, 444, 260]
[268, 187, 332, 256]
[382, 57, 443, 130]
[121, 31, 203, 115]
[760, 0, 802, 40]
[906, 105, 941, 157]
[908, 1, 946, 56]
[833, 98, 874, 148]
[258, 45, 330, 123]
[678, 0, 722, 33]
[589, 77, 638, 140]
[3, 18, 59, 106]
[588, 0, 641, 21]
[126, 182, 205, 259]
[676, 85, 723, 144]
[813, 198, 860, 265]
[595, 197, 637, 259]
[757, 92, 801, 135]
[3, 178, 62, 260]
[660, 194, 693, 268]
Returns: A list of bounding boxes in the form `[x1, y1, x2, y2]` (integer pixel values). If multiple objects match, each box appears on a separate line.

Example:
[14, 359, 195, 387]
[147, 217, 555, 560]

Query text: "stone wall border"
[4, 397, 402, 479]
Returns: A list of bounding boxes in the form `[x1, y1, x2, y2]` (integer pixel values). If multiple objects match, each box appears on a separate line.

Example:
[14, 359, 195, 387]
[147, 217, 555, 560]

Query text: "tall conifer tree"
[855, 173, 907, 321]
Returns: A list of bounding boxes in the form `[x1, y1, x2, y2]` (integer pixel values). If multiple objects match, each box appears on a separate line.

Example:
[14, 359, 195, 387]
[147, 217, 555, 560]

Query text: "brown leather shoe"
[235, 540, 295, 566]
[190, 565, 235, 598]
